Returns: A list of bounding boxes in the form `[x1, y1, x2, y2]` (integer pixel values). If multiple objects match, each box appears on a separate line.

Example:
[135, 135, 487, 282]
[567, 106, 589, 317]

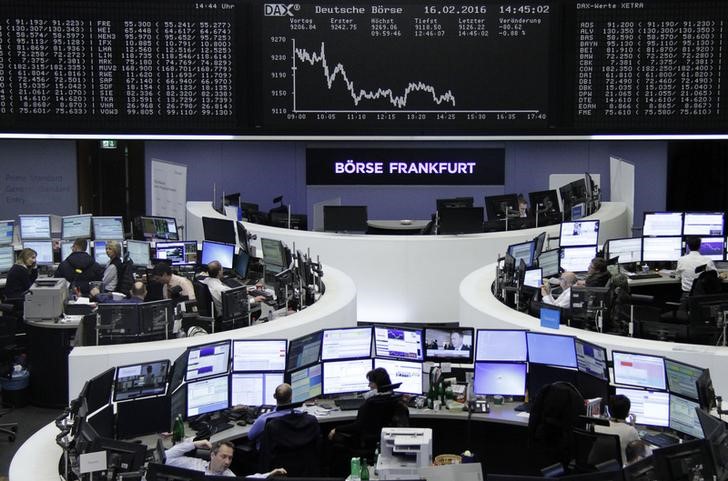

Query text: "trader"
[676, 236, 716, 296]
[594, 395, 640, 465]
[584, 257, 610, 288]
[247, 383, 299, 448]
[101, 240, 122, 292]
[151, 263, 196, 301]
[541, 272, 578, 308]
[165, 439, 237, 476]
[199, 261, 267, 314]
[4, 248, 38, 300]
[91, 281, 147, 304]
[55, 239, 104, 295]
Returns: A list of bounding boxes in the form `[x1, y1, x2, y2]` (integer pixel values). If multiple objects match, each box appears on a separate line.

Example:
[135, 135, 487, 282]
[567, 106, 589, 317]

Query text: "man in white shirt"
[165, 439, 236, 476]
[676, 236, 716, 295]
[594, 395, 640, 465]
[200, 261, 230, 314]
[151, 263, 196, 301]
[540, 271, 578, 308]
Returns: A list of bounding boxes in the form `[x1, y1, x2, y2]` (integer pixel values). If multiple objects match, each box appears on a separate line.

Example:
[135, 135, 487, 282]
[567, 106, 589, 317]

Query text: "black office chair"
[184, 281, 216, 334]
[258, 411, 321, 477]
[571, 428, 622, 473]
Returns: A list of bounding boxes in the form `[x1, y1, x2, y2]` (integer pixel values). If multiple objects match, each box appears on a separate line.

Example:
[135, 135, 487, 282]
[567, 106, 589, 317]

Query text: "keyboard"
[628, 273, 662, 280]
[249, 289, 273, 299]
[335, 398, 365, 411]
[514, 403, 531, 413]
[222, 277, 245, 288]
[642, 432, 679, 448]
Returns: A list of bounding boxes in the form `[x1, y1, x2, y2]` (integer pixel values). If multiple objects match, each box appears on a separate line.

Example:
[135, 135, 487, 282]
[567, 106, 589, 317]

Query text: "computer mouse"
[237, 420, 248, 426]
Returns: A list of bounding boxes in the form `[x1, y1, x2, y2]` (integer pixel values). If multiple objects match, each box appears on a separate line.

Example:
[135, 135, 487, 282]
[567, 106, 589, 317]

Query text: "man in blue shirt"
[247, 383, 296, 448]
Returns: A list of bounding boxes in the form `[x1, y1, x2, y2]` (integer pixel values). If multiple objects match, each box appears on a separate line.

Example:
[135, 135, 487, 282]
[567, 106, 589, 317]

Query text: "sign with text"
[306, 148, 505, 185]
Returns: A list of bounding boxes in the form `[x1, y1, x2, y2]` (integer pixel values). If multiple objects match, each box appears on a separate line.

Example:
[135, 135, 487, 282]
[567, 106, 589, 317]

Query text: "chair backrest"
[357, 394, 410, 450]
[572, 428, 622, 472]
[691, 269, 722, 296]
[258, 411, 321, 476]
[192, 280, 214, 317]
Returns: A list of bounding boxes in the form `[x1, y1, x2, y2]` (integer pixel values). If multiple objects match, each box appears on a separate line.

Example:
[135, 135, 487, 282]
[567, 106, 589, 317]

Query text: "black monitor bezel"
[574, 338, 608, 381]
[321, 358, 373, 396]
[474, 329, 528, 362]
[184, 339, 231, 382]
[286, 330, 323, 372]
[472, 360, 528, 397]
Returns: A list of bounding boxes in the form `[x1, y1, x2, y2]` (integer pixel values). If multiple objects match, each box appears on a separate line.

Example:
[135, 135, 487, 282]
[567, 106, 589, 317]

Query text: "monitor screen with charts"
[507, 241, 536, 268]
[321, 327, 372, 361]
[575, 339, 608, 381]
[560, 220, 599, 247]
[642, 236, 683, 262]
[186, 375, 229, 418]
[62, 214, 92, 239]
[0, 220, 14, 245]
[230, 372, 284, 406]
[23, 240, 53, 264]
[261, 238, 287, 272]
[686, 237, 725, 261]
[19, 215, 51, 240]
[322, 358, 373, 395]
[373, 326, 423, 361]
[643, 212, 683, 237]
[374, 358, 423, 395]
[527, 332, 576, 368]
[138, 216, 179, 241]
[93, 240, 124, 265]
[615, 387, 669, 428]
[0, 246, 13, 273]
[232, 339, 287, 372]
[665, 359, 704, 401]
[92, 216, 124, 240]
[154, 241, 198, 266]
[612, 351, 667, 390]
[670, 394, 704, 439]
[185, 340, 231, 382]
[287, 331, 322, 371]
[475, 330, 528, 362]
[606, 237, 643, 264]
[538, 248, 560, 277]
[113, 360, 170, 402]
[523, 268, 543, 288]
[560, 246, 597, 272]
[125, 240, 151, 267]
[201, 241, 235, 269]
[290, 364, 323, 403]
[424, 327, 474, 363]
[473, 362, 527, 396]
[683, 212, 724, 237]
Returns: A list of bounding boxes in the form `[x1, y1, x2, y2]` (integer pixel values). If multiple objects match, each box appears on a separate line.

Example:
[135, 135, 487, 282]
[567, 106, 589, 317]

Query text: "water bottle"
[173, 414, 185, 444]
[350, 457, 361, 481]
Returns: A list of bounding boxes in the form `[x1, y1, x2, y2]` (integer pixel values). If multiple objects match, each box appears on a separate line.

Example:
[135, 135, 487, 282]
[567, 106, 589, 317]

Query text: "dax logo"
[264, 4, 296, 16]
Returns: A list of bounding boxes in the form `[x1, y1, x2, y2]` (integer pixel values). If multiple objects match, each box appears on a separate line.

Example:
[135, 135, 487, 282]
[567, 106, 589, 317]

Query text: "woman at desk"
[4, 248, 37, 301]
[102, 240, 122, 292]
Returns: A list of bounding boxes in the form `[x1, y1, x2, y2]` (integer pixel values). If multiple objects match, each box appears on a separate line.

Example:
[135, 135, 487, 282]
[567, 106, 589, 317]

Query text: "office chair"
[0, 303, 20, 441]
[258, 411, 321, 476]
[571, 428, 621, 473]
[186, 281, 216, 334]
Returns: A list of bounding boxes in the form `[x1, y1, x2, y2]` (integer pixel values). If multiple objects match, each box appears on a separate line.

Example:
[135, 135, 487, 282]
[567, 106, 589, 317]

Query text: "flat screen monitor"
[615, 387, 669, 428]
[665, 359, 705, 401]
[18, 214, 51, 240]
[92, 216, 124, 240]
[154, 241, 198, 266]
[169, 351, 187, 394]
[138, 216, 179, 241]
[653, 439, 715, 481]
[373, 326, 423, 361]
[612, 351, 667, 390]
[529, 190, 561, 215]
[560, 220, 599, 247]
[113, 360, 170, 402]
[323, 205, 368, 233]
[643, 212, 683, 237]
[186, 375, 229, 418]
[484, 194, 519, 221]
[473, 362, 527, 396]
[93, 240, 124, 266]
[0, 220, 14, 245]
[0, 246, 14, 274]
[202, 216, 236, 245]
[233, 251, 250, 279]
[507, 241, 536, 268]
[61, 240, 91, 260]
[125, 240, 151, 266]
[321, 327, 372, 361]
[373, 358, 423, 395]
[686, 236, 725, 261]
[87, 403, 115, 439]
[571, 203, 586, 221]
[287, 331, 322, 371]
[261, 238, 287, 272]
[475, 329, 528, 362]
[435, 197, 473, 210]
[438, 207, 484, 234]
[606, 237, 643, 264]
[560, 246, 597, 272]
[538, 248, 561, 277]
[575, 339, 608, 381]
[322, 358, 373, 395]
[670, 394, 704, 439]
[185, 340, 231, 382]
[23, 240, 53, 264]
[230, 372, 284, 406]
[146, 463, 205, 481]
[523, 268, 542, 288]
[526, 332, 577, 368]
[290, 364, 323, 403]
[83, 367, 115, 414]
[139, 300, 175, 334]
[424, 327, 475, 363]
[62, 214, 92, 239]
[683, 212, 724, 237]
[220, 286, 249, 323]
[642, 236, 682, 262]
[232, 339, 287, 372]
[116, 395, 171, 440]
[200, 240, 235, 269]
[96, 303, 140, 336]
[533, 231, 547, 258]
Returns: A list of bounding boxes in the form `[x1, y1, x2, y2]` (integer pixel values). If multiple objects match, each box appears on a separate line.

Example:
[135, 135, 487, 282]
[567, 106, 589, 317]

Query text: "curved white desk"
[187, 201, 628, 322]
[459, 262, 728, 396]
[67, 265, 357, 403]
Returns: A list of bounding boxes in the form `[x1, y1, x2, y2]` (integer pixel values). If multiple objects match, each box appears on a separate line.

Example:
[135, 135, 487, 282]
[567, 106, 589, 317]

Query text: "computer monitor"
[697, 370, 717, 412]
[83, 367, 115, 414]
[169, 351, 187, 394]
[669, 394, 704, 439]
[612, 351, 667, 390]
[533, 231, 548, 258]
[507, 241, 536, 268]
[97, 303, 140, 337]
[424, 327, 475, 363]
[22, 240, 53, 264]
[435, 197, 474, 210]
[137, 216, 179, 241]
[232, 339, 287, 372]
[87, 403, 115, 439]
[523, 268, 542, 288]
[575, 339, 608, 381]
[0, 246, 14, 274]
[185, 340, 231, 382]
[653, 438, 715, 481]
[642, 236, 682, 262]
[94, 240, 124, 265]
[139, 299, 175, 334]
[622, 456, 658, 481]
[560, 220, 599, 247]
[527, 364, 577, 401]
[606, 237, 642, 264]
[154, 241, 198, 266]
[529, 190, 561, 215]
[373, 326, 423, 361]
[643, 212, 683, 237]
[696, 409, 728, 480]
[186, 374, 229, 418]
[200, 240, 235, 269]
[373, 358, 423, 395]
[323, 205, 368, 233]
[484, 194, 519, 221]
[290, 364, 323, 403]
[560, 246, 598, 272]
[665, 358, 705, 401]
[86, 437, 147, 476]
[125, 240, 151, 266]
[615, 387, 669, 428]
[321, 327, 372, 361]
[113, 359, 170, 402]
[287, 331, 322, 371]
[0, 220, 14, 245]
[683, 212, 724, 237]
[146, 463, 205, 481]
[202, 216, 236, 245]
[571, 203, 586, 220]
[116, 395, 171, 439]
[18, 214, 51, 239]
[437, 207, 484, 234]
[570, 286, 610, 320]
[62, 214, 92, 239]
[475, 329, 528, 362]
[261, 238, 287, 273]
[322, 358, 373, 395]
[230, 372, 284, 406]
[526, 332, 577, 368]
[92, 216, 124, 240]
[473, 362, 527, 396]
[233, 251, 250, 279]
[538, 248, 561, 277]
[686, 236, 725, 261]
[539, 306, 561, 328]
[221, 286, 249, 324]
